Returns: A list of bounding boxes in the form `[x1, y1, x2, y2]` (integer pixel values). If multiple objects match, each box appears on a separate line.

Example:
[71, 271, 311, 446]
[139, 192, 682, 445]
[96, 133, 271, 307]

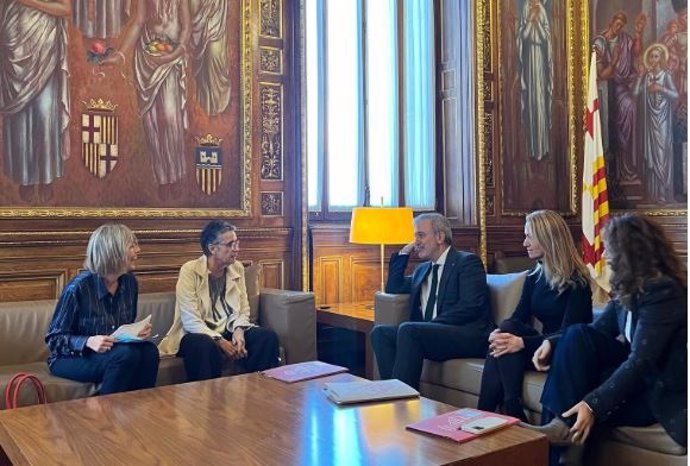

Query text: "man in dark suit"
[370, 213, 493, 390]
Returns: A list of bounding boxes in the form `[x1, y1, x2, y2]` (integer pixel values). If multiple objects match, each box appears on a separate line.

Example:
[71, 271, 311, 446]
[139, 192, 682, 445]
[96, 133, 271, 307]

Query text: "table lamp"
[349, 207, 415, 292]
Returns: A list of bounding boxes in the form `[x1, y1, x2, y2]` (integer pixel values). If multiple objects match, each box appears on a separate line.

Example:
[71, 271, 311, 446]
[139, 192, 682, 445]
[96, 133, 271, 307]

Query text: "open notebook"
[406, 408, 519, 443]
[323, 379, 419, 405]
[261, 361, 348, 383]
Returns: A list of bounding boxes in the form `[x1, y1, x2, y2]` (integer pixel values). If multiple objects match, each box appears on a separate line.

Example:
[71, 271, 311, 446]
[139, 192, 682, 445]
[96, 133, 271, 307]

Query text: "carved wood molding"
[260, 84, 284, 180]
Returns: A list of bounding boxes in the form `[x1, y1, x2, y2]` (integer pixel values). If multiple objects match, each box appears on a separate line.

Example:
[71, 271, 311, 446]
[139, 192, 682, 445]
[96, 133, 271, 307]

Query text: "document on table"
[110, 315, 152, 342]
[323, 379, 419, 405]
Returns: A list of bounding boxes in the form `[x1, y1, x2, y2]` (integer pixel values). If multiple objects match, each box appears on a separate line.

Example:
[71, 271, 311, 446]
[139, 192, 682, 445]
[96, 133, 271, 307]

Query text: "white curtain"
[403, 0, 435, 209]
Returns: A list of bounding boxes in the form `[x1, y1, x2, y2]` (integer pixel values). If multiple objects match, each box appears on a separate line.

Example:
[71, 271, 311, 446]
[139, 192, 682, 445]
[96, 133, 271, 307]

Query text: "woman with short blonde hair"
[478, 209, 593, 421]
[46, 224, 159, 394]
[84, 223, 139, 277]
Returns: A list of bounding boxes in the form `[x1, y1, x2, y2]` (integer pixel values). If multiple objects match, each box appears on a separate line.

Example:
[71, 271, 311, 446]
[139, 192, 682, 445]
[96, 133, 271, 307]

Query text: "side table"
[316, 302, 375, 379]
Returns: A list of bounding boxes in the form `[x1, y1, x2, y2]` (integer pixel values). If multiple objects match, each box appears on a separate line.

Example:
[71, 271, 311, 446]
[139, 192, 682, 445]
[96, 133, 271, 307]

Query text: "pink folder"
[406, 408, 519, 443]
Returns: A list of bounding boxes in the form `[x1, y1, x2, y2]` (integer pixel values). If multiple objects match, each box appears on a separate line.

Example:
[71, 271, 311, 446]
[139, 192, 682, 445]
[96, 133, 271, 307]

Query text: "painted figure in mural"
[0, 0, 71, 203]
[633, 44, 678, 204]
[593, 11, 646, 183]
[189, 0, 231, 116]
[517, 0, 553, 161]
[660, 1, 687, 199]
[102, 0, 191, 199]
[72, 0, 130, 38]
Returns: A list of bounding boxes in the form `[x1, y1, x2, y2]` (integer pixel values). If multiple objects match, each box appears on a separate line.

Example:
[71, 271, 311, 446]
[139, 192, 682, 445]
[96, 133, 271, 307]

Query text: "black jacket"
[579, 276, 687, 446]
[385, 247, 492, 329]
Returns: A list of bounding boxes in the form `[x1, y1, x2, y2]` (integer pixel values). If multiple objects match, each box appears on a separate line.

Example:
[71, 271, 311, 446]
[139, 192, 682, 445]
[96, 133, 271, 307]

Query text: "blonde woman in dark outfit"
[477, 209, 593, 421]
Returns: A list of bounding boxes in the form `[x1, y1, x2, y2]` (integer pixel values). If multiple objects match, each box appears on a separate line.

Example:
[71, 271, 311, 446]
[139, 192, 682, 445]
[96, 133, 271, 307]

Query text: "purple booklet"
[261, 361, 348, 383]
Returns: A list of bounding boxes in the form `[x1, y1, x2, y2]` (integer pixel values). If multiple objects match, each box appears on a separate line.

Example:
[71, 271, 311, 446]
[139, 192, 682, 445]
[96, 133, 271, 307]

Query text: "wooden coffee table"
[0, 373, 546, 466]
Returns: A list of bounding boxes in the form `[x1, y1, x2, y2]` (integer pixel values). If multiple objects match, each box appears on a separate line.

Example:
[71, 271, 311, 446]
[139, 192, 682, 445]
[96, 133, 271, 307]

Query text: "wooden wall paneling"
[317, 257, 343, 305]
[259, 259, 285, 289]
[311, 222, 394, 304]
[0, 270, 67, 303]
[349, 258, 382, 303]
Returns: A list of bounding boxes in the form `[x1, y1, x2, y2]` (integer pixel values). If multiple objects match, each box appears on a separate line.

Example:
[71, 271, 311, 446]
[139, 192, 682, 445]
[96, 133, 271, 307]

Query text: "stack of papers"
[261, 361, 348, 383]
[323, 379, 419, 405]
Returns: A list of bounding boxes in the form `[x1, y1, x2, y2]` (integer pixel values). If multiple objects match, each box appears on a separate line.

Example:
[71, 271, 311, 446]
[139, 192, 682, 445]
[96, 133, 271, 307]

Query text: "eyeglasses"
[215, 239, 240, 250]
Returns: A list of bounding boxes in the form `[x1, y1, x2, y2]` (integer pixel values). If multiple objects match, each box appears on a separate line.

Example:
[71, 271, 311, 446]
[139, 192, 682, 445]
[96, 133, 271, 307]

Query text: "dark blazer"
[385, 247, 492, 329]
[578, 276, 687, 446]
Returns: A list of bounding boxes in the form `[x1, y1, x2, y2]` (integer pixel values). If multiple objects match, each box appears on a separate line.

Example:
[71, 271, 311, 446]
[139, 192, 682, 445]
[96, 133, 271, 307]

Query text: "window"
[306, 0, 436, 217]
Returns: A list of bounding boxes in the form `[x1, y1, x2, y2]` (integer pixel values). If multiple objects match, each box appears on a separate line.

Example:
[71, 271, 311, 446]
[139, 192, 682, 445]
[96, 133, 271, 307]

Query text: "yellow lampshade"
[349, 207, 415, 245]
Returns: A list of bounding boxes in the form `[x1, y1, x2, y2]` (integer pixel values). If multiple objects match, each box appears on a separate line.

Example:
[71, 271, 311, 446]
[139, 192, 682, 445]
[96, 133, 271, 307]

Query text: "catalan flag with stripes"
[582, 50, 610, 292]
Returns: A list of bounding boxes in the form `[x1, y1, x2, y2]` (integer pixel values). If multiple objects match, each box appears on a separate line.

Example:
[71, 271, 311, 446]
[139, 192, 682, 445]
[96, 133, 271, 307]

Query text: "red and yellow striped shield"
[81, 99, 119, 178]
[195, 134, 223, 195]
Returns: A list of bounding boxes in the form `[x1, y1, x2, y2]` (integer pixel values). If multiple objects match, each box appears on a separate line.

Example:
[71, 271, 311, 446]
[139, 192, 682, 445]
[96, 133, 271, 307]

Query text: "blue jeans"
[50, 342, 159, 394]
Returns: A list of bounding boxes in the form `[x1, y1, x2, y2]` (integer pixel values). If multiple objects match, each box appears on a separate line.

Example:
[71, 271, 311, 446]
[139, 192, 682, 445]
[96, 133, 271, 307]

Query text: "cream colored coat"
[158, 255, 253, 356]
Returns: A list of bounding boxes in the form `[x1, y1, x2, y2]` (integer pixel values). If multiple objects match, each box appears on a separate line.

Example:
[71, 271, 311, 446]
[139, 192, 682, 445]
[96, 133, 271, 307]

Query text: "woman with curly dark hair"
[524, 214, 687, 465]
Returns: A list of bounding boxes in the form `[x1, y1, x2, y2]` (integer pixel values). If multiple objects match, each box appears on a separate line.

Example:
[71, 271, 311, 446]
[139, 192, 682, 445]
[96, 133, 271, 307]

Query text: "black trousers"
[477, 319, 540, 420]
[370, 321, 491, 390]
[50, 342, 160, 394]
[178, 326, 280, 381]
[540, 323, 656, 466]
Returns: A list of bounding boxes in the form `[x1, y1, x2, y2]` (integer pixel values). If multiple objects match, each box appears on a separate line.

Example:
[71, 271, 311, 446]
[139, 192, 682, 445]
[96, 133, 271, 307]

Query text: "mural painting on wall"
[499, 0, 576, 213]
[590, 0, 687, 211]
[0, 0, 245, 214]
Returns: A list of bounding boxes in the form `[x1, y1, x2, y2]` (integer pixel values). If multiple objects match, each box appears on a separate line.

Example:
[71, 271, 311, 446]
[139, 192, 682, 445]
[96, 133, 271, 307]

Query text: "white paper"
[324, 379, 419, 404]
[110, 315, 152, 342]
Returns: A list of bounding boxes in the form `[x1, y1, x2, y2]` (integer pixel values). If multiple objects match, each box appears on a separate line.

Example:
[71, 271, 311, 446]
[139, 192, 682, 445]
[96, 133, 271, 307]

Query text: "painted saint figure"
[633, 44, 678, 204]
[660, 4, 687, 198]
[103, 0, 191, 198]
[0, 0, 71, 202]
[593, 11, 645, 183]
[189, 0, 231, 116]
[517, 0, 553, 161]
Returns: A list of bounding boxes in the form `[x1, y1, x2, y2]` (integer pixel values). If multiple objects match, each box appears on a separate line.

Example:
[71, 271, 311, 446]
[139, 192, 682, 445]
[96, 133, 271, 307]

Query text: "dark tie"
[424, 264, 440, 321]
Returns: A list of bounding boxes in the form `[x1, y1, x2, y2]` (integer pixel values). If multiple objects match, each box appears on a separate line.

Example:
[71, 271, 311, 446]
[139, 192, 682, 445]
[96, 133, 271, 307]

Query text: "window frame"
[307, 0, 437, 222]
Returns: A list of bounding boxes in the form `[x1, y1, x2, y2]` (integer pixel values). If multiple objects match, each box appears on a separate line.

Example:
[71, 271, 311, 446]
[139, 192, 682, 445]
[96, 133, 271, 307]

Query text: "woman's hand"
[532, 339, 552, 371]
[87, 335, 115, 353]
[217, 338, 241, 359]
[489, 332, 524, 357]
[562, 401, 595, 445]
[488, 328, 501, 343]
[232, 328, 248, 358]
